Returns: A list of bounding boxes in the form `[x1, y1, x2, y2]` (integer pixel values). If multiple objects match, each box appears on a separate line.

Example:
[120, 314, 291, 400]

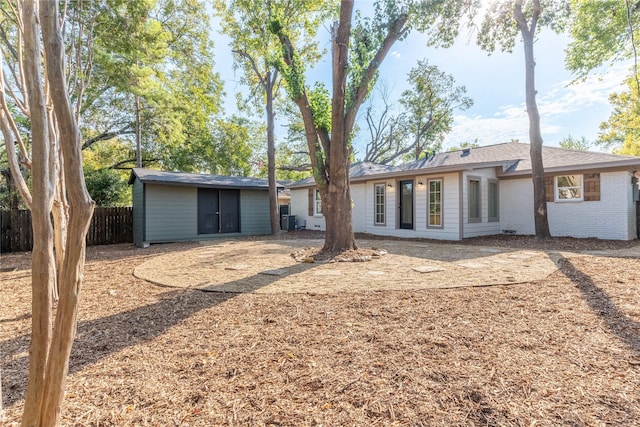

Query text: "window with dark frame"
[374, 183, 385, 225]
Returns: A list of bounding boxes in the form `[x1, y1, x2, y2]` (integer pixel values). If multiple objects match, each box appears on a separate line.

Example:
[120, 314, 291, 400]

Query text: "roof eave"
[498, 160, 640, 177]
[287, 161, 512, 188]
[351, 161, 512, 181]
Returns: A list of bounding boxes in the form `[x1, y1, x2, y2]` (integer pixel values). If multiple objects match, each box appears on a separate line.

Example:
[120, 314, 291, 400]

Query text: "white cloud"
[444, 113, 529, 147]
[444, 63, 630, 149]
[538, 65, 628, 118]
[390, 51, 401, 59]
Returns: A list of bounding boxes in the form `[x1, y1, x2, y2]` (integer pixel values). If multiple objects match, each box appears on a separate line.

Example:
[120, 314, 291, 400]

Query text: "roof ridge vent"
[461, 147, 471, 156]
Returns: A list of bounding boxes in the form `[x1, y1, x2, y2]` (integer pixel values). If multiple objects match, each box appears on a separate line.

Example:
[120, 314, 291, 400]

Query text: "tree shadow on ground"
[0, 262, 319, 409]
[558, 256, 640, 357]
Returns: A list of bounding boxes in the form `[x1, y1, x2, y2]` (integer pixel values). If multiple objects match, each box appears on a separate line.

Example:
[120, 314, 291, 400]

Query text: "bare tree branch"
[277, 163, 312, 172]
[81, 123, 134, 149]
[344, 14, 409, 134]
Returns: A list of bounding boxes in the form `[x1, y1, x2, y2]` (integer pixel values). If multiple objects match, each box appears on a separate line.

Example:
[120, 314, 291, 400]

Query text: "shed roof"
[129, 168, 282, 190]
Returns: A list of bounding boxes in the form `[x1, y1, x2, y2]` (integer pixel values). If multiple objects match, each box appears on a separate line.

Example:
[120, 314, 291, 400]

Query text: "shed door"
[220, 190, 240, 233]
[198, 188, 219, 234]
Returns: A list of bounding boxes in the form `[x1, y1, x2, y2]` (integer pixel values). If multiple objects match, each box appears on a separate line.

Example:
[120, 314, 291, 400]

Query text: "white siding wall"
[499, 179, 535, 235]
[500, 171, 636, 240]
[351, 183, 367, 233]
[287, 169, 638, 241]
[461, 169, 502, 238]
[626, 177, 638, 238]
[290, 184, 367, 232]
[435, 173, 462, 240]
[364, 179, 396, 235]
[290, 188, 325, 230]
[362, 173, 461, 240]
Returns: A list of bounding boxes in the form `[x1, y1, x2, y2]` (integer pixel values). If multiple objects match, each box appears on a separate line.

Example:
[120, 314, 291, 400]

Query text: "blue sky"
[212, 5, 630, 159]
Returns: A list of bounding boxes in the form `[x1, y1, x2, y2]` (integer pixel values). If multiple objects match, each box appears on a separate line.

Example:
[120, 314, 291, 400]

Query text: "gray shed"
[129, 168, 277, 247]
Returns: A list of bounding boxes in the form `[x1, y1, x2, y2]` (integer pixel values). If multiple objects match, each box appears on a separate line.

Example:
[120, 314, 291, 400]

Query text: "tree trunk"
[21, 1, 55, 424]
[38, 0, 95, 423]
[265, 74, 280, 235]
[321, 153, 357, 253]
[135, 95, 142, 168]
[273, 0, 407, 254]
[516, 0, 551, 239]
[51, 116, 66, 302]
[51, 178, 68, 301]
[318, 0, 357, 253]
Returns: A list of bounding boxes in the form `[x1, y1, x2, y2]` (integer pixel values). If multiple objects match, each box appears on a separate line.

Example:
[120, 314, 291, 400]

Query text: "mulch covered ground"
[1, 232, 639, 426]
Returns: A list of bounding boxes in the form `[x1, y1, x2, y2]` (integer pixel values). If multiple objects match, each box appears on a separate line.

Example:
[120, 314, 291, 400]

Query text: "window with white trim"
[374, 183, 385, 225]
[468, 178, 481, 222]
[314, 189, 323, 215]
[488, 180, 499, 222]
[428, 179, 442, 227]
[555, 175, 583, 201]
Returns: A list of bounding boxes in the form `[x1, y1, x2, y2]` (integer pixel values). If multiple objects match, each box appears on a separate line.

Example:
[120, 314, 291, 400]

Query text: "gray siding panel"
[145, 184, 198, 242]
[240, 190, 272, 235]
[139, 184, 270, 243]
[132, 179, 145, 247]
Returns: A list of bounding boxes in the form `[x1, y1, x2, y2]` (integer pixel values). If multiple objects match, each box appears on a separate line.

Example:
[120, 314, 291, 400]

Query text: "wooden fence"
[1, 207, 133, 253]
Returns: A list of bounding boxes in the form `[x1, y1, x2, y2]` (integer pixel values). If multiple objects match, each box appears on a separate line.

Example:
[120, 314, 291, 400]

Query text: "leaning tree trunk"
[516, 0, 551, 239]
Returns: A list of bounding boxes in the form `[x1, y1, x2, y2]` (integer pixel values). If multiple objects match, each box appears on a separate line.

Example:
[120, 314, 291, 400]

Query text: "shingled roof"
[288, 142, 640, 188]
[129, 168, 282, 190]
[400, 142, 640, 175]
[495, 143, 640, 175]
[288, 162, 399, 188]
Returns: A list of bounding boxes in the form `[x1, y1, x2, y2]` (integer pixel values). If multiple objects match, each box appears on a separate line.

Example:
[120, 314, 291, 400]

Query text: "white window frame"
[314, 189, 323, 216]
[468, 177, 481, 223]
[488, 179, 499, 222]
[555, 175, 583, 202]
[427, 178, 443, 228]
[374, 183, 386, 225]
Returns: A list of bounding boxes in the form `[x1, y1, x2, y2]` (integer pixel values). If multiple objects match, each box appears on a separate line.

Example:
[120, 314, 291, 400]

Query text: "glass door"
[399, 180, 414, 229]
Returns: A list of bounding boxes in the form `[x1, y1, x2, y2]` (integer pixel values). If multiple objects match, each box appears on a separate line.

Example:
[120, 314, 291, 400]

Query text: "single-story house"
[129, 168, 282, 247]
[288, 142, 640, 241]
